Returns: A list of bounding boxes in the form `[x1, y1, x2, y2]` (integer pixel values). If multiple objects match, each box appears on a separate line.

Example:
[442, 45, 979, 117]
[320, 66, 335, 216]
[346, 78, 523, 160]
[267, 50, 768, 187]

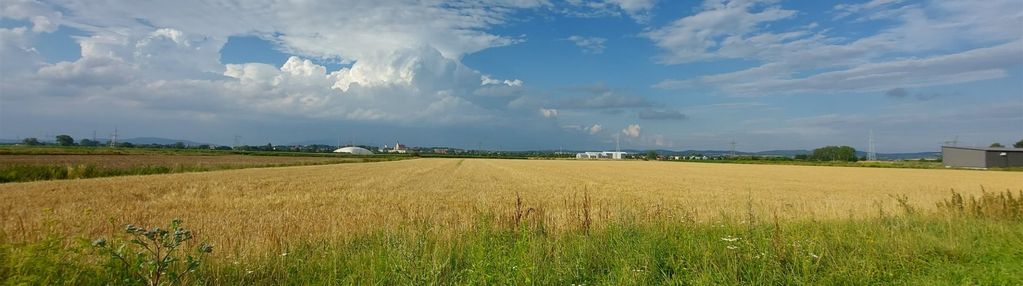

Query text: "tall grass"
[937, 188, 1023, 221]
[2, 191, 1021, 285]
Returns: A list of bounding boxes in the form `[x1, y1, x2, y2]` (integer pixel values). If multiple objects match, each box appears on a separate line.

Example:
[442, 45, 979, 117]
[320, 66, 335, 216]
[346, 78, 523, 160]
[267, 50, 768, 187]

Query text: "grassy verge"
[2, 191, 1020, 285]
[0, 158, 402, 183]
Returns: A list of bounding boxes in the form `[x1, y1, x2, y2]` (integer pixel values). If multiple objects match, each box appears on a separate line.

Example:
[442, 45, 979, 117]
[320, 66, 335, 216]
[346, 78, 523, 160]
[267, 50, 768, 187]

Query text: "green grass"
[0, 145, 408, 158]
[3, 206, 1021, 285]
[0, 159, 401, 183]
[0, 145, 411, 183]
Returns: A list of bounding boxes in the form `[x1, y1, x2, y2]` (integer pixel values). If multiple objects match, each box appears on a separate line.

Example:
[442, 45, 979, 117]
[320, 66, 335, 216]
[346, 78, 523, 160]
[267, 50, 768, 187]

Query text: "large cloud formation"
[0, 0, 545, 127]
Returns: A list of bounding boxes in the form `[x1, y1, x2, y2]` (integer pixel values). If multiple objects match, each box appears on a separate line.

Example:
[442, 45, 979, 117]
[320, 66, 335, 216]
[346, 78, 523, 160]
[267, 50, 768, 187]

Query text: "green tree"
[990, 143, 1004, 148]
[1015, 139, 1023, 148]
[22, 137, 41, 146]
[810, 146, 858, 162]
[55, 134, 75, 146]
[173, 141, 186, 149]
[645, 150, 658, 161]
[79, 139, 99, 146]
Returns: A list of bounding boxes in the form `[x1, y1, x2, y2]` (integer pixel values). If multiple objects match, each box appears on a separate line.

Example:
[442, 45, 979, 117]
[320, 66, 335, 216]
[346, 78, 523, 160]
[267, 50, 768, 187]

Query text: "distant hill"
[623, 149, 810, 157]
[873, 152, 941, 160]
[121, 137, 211, 146]
[286, 139, 341, 146]
[0, 137, 211, 146]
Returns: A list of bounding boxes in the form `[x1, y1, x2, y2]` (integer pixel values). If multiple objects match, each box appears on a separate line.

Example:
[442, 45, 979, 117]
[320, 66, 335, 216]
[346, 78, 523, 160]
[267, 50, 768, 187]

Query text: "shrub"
[92, 219, 213, 286]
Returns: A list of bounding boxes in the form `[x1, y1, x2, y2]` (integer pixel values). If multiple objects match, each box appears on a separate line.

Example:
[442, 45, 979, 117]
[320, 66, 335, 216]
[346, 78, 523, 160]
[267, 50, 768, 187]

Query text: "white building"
[333, 146, 374, 155]
[603, 151, 626, 159]
[386, 141, 408, 153]
[576, 151, 626, 159]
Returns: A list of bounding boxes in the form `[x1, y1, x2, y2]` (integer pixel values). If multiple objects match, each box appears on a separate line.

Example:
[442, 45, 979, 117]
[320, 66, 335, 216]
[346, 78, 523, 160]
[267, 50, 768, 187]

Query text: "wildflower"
[281, 252, 289, 257]
[810, 253, 820, 259]
[727, 245, 739, 250]
[199, 243, 214, 253]
[721, 236, 740, 242]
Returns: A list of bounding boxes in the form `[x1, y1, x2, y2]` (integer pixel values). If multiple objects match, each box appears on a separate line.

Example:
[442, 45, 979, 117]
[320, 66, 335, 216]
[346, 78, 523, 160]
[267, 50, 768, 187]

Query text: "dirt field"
[1, 158, 1019, 255]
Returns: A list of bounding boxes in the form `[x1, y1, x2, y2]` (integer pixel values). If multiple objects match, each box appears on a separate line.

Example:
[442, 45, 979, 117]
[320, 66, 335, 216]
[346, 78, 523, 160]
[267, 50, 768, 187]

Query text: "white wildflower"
[721, 236, 740, 242]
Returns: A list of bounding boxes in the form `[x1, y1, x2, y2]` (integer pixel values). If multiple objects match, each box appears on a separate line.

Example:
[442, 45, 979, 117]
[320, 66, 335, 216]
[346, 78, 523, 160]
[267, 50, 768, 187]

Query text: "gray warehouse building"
[942, 146, 1023, 169]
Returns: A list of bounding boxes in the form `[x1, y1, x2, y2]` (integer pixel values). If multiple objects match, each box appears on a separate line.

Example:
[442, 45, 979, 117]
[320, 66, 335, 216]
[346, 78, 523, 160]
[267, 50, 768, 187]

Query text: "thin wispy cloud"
[566, 36, 607, 54]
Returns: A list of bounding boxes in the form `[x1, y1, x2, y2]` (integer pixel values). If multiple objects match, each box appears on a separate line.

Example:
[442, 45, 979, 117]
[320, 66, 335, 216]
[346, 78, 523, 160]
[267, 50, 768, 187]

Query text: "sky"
[0, 0, 1021, 152]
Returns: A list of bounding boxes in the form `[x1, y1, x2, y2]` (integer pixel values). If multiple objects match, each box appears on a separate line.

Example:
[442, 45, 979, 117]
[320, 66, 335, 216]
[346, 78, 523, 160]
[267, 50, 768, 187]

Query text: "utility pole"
[109, 128, 118, 147]
[233, 135, 242, 148]
[615, 133, 621, 159]
[868, 130, 877, 161]
[729, 140, 736, 158]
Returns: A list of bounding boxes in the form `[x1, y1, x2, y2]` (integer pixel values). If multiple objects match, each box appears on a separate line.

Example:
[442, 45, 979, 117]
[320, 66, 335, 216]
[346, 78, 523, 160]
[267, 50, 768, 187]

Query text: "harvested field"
[2, 158, 1019, 255]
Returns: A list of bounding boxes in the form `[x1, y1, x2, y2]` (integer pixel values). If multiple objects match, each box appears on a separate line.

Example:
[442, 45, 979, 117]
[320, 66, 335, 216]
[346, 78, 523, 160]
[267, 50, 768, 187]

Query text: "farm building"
[941, 146, 1023, 169]
[333, 146, 374, 155]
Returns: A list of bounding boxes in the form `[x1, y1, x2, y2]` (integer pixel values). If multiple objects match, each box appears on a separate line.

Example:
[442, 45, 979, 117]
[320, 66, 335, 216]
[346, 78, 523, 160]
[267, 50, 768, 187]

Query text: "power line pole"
[109, 128, 118, 147]
[615, 133, 621, 159]
[868, 130, 877, 161]
[729, 140, 736, 158]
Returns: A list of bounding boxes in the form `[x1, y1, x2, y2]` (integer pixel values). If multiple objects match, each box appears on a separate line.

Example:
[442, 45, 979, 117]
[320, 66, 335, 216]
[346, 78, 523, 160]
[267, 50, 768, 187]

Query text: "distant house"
[941, 146, 1023, 169]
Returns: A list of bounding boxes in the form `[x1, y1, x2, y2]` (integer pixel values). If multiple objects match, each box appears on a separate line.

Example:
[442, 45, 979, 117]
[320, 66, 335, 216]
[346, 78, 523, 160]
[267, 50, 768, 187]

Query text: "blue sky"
[1, 0, 1020, 152]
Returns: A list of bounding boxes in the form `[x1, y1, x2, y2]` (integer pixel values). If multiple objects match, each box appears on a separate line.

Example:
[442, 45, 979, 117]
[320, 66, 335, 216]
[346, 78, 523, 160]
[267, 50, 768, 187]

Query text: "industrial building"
[575, 151, 626, 160]
[941, 146, 1023, 169]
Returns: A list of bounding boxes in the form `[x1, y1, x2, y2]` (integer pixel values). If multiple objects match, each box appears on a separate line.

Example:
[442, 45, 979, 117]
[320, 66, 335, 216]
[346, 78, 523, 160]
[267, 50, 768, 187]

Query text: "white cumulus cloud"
[622, 124, 641, 138]
[540, 108, 559, 118]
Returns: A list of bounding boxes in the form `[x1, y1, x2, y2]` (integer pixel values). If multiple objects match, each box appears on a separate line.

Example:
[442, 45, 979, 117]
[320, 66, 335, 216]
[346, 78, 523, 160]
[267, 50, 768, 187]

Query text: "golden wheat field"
[1, 158, 1020, 256]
